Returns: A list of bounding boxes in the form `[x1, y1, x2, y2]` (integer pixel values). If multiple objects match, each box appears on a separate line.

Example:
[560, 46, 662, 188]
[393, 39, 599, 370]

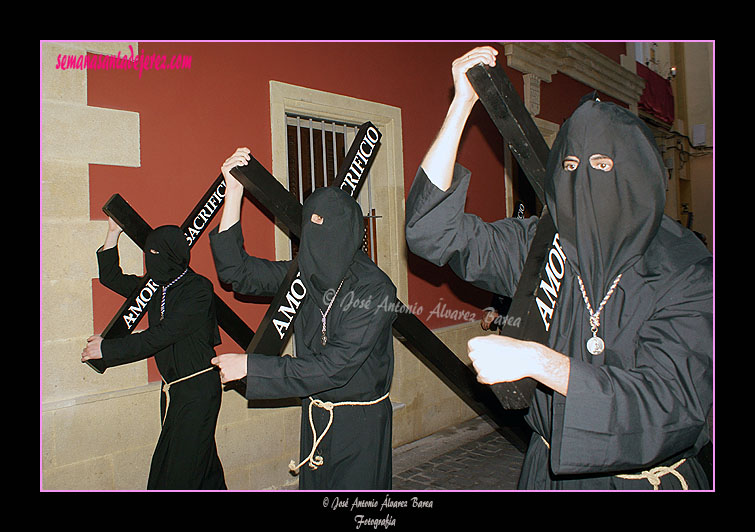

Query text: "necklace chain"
[320, 278, 345, 345]
[160, 268, 188, 320]
[576, 273, 622, 334]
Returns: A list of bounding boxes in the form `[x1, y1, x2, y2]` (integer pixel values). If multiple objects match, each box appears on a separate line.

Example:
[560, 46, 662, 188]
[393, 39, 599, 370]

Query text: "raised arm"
[218, 147, 250, 233]
[101, 216, 123, 250]
[406, 46, 535, 298]
[421, 46, 498, 191]
[96, 216, 142, 298]
[210, 147, 290, 297]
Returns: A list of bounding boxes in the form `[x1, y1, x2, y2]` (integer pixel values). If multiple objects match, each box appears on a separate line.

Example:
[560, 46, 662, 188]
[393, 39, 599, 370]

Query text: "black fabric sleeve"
[100, 277, 213, 369]
[209, 221, 291, 297]
[244, 281, 397, 401]
[405, 164, 538, 297]
[550, 257, 713, 474]
[96, 245, 143, 298]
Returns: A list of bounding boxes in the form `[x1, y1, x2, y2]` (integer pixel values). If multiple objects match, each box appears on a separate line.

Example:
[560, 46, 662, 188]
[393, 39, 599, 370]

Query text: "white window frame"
[269, 81, 407, 303]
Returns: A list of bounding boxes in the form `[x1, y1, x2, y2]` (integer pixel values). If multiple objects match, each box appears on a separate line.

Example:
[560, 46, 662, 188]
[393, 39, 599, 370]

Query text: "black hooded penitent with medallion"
[405, 98, 712, 490]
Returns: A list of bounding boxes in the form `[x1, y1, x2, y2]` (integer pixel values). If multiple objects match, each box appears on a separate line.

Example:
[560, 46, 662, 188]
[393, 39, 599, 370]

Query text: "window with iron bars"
[285, 113, 379, 265]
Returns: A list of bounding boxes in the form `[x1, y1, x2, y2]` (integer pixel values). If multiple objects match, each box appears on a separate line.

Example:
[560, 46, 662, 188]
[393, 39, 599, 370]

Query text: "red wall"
[87, 41, 625, 375]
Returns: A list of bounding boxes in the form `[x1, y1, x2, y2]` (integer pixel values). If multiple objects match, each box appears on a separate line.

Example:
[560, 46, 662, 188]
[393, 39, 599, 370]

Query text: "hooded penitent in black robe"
[97, 225, 226, 490]
[405, 100, 713, 490]
[210, 186, 397, 490]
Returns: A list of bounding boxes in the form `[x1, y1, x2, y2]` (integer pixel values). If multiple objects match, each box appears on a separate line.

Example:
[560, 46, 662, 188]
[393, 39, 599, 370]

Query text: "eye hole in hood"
[562, 154, 614, 172]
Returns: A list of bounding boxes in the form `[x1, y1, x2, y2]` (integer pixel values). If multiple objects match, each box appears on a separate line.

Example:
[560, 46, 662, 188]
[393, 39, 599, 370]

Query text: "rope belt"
[160, 367, 215, 426]
[289, 392, 390, 474]
[540, 436, 688, 490]
[616, 460, 688, 490]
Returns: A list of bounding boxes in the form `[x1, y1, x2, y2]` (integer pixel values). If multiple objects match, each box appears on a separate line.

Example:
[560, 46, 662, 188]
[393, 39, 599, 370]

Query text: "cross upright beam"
[466, 63, 564, 409]
[466, 64, 550, 200]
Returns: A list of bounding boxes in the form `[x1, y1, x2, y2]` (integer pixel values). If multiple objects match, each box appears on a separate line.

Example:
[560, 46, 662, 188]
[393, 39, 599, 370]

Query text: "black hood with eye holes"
[298, 186, 364, 309]
[543, 100, 667, 303]
[145, 225, 190, 285]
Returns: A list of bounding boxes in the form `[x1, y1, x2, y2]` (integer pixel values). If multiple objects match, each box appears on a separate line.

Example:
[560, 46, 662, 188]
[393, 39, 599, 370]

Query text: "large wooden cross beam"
[467, 62, 563, 409]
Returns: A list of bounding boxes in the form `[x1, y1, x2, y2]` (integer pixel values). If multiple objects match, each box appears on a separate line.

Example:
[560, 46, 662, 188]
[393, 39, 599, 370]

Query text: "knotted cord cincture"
[161, 367, 215, 426]
[616, 459, 688, 490]
[289, 392, 390, 474]
[540, 436, 688, 490]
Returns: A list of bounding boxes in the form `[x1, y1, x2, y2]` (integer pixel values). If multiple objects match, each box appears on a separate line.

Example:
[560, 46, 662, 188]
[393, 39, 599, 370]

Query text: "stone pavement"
[392, 416, 528, 490]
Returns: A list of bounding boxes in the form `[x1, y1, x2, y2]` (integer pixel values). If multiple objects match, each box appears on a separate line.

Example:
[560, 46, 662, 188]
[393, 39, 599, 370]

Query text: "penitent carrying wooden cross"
[225, 121, 528, 447]
[85, 173, 254, 374]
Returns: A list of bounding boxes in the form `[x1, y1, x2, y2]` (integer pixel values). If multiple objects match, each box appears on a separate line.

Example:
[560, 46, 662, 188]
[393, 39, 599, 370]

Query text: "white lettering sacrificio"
[272, 272, 307, 339]
[535, 232, 567, 331]
[123, 279, 160, 329]
[185, 180, 227, 246]
[339, 126, 380, 196]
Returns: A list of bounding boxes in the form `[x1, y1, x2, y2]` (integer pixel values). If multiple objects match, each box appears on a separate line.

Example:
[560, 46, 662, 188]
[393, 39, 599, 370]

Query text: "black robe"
[209, 220, 397, 490]
[97, 246, 226, 490]
[405, 100, 712, 490]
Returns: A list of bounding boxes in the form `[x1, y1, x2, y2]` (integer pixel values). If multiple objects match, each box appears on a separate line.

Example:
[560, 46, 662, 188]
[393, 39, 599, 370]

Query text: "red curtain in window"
[637, 61, 674, 124]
